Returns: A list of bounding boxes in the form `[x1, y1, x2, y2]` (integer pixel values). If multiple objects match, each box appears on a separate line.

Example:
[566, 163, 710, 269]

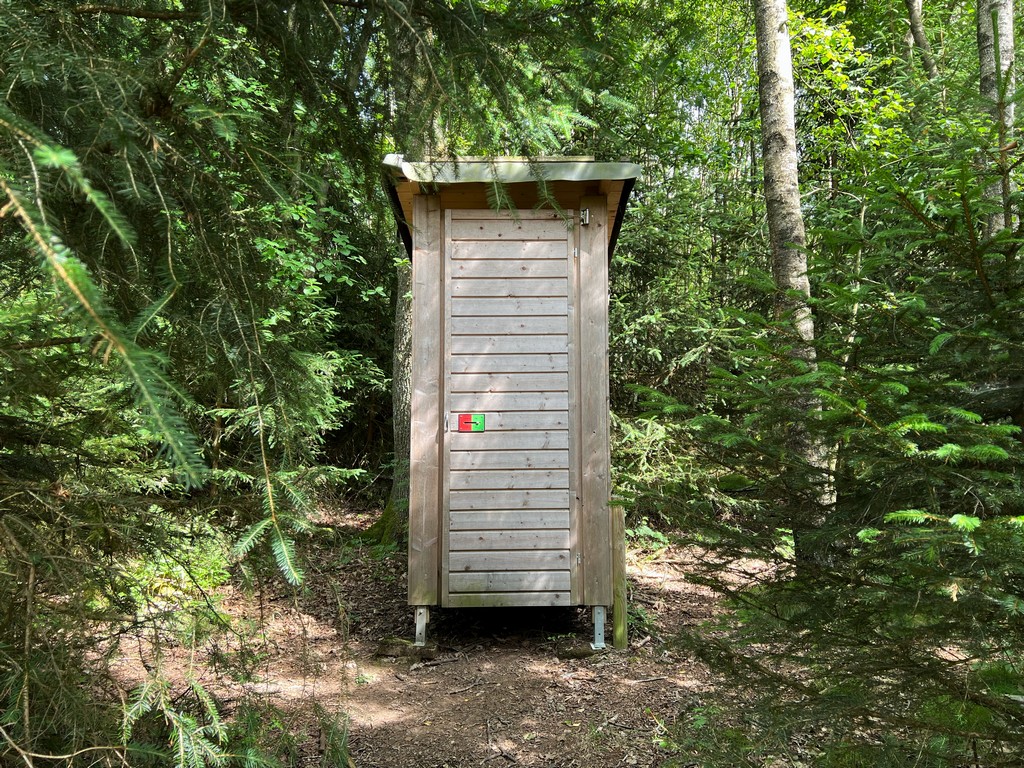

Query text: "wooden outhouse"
[383, 155, 640, 646]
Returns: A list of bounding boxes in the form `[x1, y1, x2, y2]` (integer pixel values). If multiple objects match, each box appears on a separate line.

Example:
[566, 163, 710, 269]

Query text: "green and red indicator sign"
[457, 413, 485, 432]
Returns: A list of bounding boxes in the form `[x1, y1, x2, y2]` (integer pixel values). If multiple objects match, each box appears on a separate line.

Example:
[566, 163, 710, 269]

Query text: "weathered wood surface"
[451, 315, 569, 335]
[450, 392, 569, 412]
[450, 334, 567, 355]
[449, 469, 570, 490]
[448, 489, 572, 510]
[440, 209, 582, 607]
[449, 372, 569, 393]
[449, 529, 571, 551]
[450, 354, 568, 373]
[449, 509, 570, 530]
[455, 411, 568, 431]
[452, 259, 567, 279]
[451, 297, 568, 316]
[448, 218, 569, 241]
[446, 591, 571, 607]
[449, 571, 571, 593]
[408, 194, 442, 606]
[578, 194, 612, 606]
[448, 550, 570, 572]
[449, 450, 569, 470]
[449, 430, 569, 450]
[450, 277, 568, 298]
[451, 240, 566, 260]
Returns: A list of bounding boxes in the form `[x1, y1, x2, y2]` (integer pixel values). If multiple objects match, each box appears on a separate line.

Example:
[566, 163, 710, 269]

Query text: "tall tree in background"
[977, 0, 1016, 236]
[753, 0, 829, 563]
[905, 0, 939, 79]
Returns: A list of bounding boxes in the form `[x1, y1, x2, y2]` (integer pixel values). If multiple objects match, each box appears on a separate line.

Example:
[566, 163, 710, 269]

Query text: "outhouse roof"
[382, 154, 641, 258]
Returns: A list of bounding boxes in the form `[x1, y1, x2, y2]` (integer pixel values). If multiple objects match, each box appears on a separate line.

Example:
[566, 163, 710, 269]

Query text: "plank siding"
[449, 510, 570, 530]
[450, 278, 568, 298]
[449, 571, 570, 593]
[451, 297, 567, 316]
[447, 592, 570, 607]
[443, 210, 574, 607]
[450, 355, 568, 373]
[449, 450, 569, 470]
[449, 489, 572, 510]
[449, 372, 568, 394]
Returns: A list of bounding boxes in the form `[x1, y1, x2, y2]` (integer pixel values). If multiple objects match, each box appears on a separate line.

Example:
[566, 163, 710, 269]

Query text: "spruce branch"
[68, 4, 201, 20]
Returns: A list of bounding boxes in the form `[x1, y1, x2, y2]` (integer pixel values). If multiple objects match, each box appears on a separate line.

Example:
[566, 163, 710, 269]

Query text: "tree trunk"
[370, 259, 412, 543]
[904, 0, 939, 80]
[977, 0, 1016, 237]
[753, 0, 831, 566]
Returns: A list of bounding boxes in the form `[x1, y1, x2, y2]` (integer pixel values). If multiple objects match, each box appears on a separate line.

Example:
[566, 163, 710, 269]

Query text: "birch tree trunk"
[753, 0, 831, 566]
[905, 0, 939, 79]
[977, 0, 1016, 237]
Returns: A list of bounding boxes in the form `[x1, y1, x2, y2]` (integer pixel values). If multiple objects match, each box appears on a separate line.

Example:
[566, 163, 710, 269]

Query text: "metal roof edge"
[382, 153, 641, 185]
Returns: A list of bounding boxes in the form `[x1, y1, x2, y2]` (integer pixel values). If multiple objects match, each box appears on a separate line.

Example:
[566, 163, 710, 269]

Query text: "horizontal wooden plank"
[449, 469, 570, 490]
[451, 298, 567, 317]
[451, 209, 569, 221]
[450, 335, 568, 355]
[451, 241, 567, 260]
[449, 489, 572, 510]
[449, 549, 570, 571]
[451, 316, 569, 336]
[449, 450, 569, 470]
[449, 509, 570, 530]
[451, 411, 569, 431]
[450, 372, 568, 393]
[450, 354, 568, 373]
[449, 218, 569, 241]
[446, 591, 572, 607]
[452, 260, 567, 279]
[450, 392, 569, 412]
[450, 529, 571, 551]
[449, 430, 568, 451]
[450, 278, 568, 298]
[448, 571, 571, 593]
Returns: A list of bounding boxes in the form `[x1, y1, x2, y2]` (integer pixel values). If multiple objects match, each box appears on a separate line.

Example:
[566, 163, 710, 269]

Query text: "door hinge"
[443, 413, 449, 433]
[573, 247, 579, 260]
[580, 208, 591, 226]
[576, 552, 582, 565]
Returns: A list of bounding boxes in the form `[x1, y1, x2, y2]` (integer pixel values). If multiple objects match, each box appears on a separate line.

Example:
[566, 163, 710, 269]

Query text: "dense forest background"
[1, 0, 1023, 766]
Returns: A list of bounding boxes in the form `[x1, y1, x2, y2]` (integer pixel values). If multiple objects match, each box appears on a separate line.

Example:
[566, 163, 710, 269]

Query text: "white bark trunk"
[754, 0, 832, 563]
[905, 0, 939, 79]
[978, 0, 1016, 236]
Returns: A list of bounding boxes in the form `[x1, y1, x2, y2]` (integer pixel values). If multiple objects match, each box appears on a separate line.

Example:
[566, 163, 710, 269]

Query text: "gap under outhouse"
[383, 155, 640, 647]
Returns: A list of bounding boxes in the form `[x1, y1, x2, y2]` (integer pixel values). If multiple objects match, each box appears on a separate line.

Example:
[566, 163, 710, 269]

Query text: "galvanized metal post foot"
[591, 605, 607, 650]
[414, 606, 430, 647]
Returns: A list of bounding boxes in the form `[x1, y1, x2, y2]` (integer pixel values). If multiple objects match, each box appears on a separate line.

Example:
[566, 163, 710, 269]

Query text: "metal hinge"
[576, 552, 582, 565]
[573, 247, 578, 260]
[443, 413, 449, 432]
[580, 208, 591, 226]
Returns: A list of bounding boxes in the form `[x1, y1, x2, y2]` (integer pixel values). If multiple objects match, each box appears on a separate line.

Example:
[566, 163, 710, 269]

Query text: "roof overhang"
[382, 154, 640, 259]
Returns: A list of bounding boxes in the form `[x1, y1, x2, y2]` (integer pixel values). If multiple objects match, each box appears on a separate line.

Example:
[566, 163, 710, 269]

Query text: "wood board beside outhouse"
[383, 155, 640, 646]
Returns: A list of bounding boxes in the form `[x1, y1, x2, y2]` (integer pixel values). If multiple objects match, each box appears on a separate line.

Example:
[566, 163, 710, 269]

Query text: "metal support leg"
[414, 606, 429, 647]
[591, 605, 607, 650]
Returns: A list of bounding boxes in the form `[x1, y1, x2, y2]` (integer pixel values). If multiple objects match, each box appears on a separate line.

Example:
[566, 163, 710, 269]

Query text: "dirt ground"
[117, 508, 719, 767]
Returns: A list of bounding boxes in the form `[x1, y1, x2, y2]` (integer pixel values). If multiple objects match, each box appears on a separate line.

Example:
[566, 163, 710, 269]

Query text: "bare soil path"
[118, 508, 718, 767]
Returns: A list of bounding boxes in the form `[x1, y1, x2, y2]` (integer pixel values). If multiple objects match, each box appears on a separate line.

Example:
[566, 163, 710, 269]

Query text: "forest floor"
[115, 506, 723, 768]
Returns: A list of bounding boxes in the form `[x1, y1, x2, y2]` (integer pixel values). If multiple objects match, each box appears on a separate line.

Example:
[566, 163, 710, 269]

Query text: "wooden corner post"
[408, 193, 442, 607]
[577, 195, 612, 607]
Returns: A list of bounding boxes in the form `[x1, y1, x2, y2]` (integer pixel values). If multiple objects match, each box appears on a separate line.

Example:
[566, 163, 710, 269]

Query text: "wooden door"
[442, 209, 578, 607]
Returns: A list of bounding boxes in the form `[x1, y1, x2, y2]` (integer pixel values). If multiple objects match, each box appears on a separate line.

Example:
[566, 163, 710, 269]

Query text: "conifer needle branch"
[69, 5, 201, 20]
[0, 724, 125, 765]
